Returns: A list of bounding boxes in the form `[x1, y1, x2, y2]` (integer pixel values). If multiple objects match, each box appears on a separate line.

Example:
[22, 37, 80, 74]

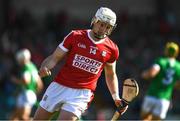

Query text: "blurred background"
[0, 0, 180, 120]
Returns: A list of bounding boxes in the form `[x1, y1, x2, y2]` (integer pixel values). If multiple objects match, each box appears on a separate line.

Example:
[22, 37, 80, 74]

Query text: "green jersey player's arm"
[34, 72, 44, 94]
[11, 71, 31, 85]
[141, 64, 160, 80]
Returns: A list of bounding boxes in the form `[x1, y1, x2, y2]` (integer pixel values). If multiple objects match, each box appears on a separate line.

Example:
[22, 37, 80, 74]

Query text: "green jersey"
[20, 62, 39, 93]
[147, 57, 180, 100]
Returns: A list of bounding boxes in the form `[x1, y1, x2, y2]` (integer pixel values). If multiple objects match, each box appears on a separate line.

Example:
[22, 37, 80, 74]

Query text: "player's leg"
[34, 82, 94, 120]
[21, 90, 37, 120]
[58, 109, 78, 121]
[140, 96, 155, 121]
[33, 82, 61, 120]
[33, 106, 54, 120]
[152, 98, 170, 120]
[141, 111, 153, 121]
[9, 107, 20, 120]
[9, 92, 25, 120]
[21, 106, 32, 121]
[57, 86, 94, 120]
[10, 106, 31, 121]
[151, 115, 161, 121]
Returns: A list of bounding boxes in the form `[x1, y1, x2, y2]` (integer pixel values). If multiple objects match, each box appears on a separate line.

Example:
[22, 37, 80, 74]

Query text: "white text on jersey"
[72, 54, 103, 74]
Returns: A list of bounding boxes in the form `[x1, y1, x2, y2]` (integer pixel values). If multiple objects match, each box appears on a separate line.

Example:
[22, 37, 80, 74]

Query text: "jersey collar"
[87, 30, 106, 44]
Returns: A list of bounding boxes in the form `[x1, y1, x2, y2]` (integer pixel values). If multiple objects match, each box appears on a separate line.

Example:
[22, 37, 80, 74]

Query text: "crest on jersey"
[102, 51, 107, 57]
[90, 46, 98, 55]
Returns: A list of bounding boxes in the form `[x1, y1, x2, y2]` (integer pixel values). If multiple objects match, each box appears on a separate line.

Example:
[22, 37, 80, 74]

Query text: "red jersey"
[54, 29, 119, 91]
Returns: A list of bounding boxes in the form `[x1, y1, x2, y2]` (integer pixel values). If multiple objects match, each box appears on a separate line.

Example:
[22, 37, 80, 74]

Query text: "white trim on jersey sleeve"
[58, 31, 73, 52]
[59, 42, 69, 52]
[152, 64, 160, 71]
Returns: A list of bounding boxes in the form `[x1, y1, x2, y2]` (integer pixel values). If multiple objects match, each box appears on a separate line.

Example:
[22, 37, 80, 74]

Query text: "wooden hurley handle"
[111, 111, 120, 121]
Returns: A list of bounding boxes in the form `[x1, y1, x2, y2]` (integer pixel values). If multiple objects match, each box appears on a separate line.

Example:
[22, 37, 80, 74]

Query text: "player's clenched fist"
[38, 67, 51, 77]
[114, 99, 128, 115]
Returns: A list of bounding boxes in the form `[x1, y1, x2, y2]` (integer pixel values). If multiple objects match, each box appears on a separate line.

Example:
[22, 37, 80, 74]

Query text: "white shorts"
[40, 82, 94, 118]
[141, 96, 170, 119]
[17, 90, 37, 108]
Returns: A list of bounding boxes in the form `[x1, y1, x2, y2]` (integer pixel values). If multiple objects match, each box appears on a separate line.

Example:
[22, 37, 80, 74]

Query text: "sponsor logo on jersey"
[72, 54, 103, 74]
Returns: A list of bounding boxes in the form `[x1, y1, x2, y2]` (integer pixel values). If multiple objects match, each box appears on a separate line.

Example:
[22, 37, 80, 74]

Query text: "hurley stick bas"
[111, 78, 139, 121]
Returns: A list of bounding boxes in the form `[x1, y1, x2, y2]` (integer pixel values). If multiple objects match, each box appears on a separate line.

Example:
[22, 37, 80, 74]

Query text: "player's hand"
[114, 99, 128, 115]
[38, 67, 51, 78]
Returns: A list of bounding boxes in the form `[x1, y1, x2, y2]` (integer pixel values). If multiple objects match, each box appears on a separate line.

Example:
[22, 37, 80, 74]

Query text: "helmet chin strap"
[93, 31, 107, 39]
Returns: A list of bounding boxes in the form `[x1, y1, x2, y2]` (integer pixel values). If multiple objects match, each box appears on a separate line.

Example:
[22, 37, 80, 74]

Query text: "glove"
[114, 99, 128, 115]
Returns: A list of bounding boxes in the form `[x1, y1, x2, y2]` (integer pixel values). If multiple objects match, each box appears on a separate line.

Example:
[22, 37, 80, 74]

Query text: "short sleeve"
[59, 31, 75, 52]
[107, 44, 119, 63]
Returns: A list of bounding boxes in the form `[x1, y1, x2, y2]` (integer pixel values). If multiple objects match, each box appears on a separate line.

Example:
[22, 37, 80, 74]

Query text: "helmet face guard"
[91, 17, 116, 33]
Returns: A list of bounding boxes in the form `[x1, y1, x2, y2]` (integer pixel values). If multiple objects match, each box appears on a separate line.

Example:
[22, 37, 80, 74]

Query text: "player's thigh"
[17, 90, 37, 108]
[33, 106, 54, 120]
[61, 88, 94, 119]
[153, 98, 170, 119]
[58, 109, 78, 121]
[20, 106, 31, 117]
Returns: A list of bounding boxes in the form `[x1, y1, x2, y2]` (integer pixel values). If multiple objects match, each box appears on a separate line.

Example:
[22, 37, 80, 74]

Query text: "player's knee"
[141, 111, 152, 121]
[152, 114, 161, 121]
[58, 109, 79, 121]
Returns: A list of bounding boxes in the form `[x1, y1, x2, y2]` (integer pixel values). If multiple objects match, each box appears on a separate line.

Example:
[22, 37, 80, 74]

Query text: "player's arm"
[34, 72, 44, 94]
[104, 61, 120, 101]
[141, 64, 160, 80]
[104, 61, 128, 114]
[11, 71, 31, 85]
[39, 46, 67, 78]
